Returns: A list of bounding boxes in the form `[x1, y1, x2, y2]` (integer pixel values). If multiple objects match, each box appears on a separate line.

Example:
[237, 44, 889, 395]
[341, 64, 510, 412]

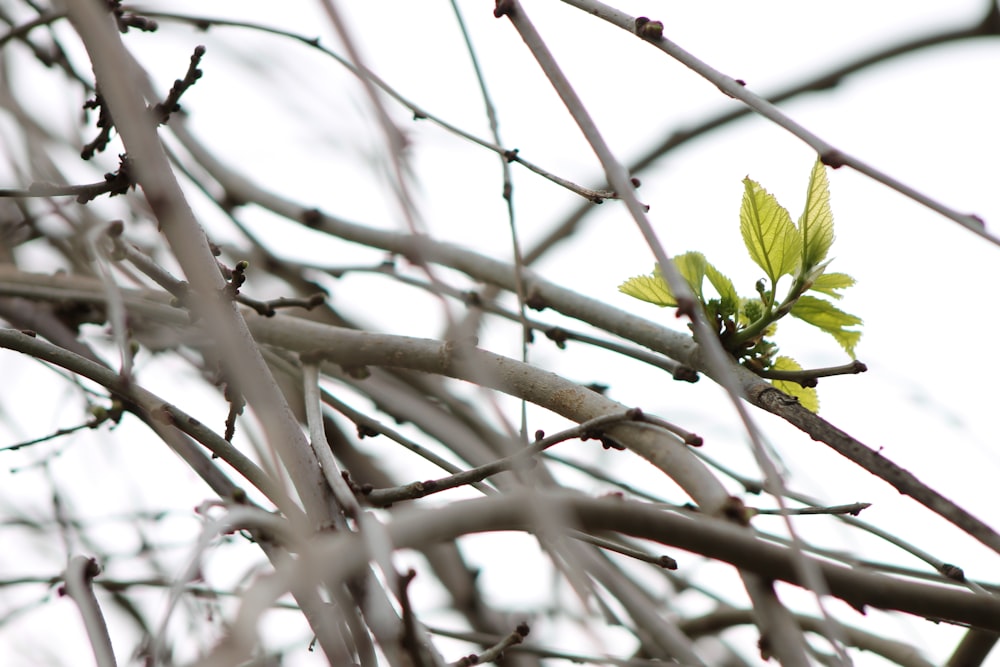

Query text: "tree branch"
[558, 0, 998, 244]
[63, 0, 334, 533]
[235, 493, 1000, 636]
[62, 556, 117, 667]
[746, 381, 1000, 557]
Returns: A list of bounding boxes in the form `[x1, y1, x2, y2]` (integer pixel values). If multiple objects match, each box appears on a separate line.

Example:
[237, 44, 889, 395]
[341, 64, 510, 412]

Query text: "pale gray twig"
[63, 556, 117, 667]
[302, 363, 360, 521]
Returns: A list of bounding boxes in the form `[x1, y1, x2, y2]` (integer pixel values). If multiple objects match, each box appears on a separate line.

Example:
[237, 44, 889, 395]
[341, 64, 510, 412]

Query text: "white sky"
[1, 1, 999, 665]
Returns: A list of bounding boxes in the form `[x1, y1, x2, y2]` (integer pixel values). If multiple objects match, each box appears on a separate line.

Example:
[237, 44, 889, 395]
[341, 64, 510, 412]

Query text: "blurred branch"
[301, 362, 360, 521]
[946, 629, 999, 667]
[6, 225, 998, 564]
[64, 0, 335, 533]
[62, 556, 116, 667]
[0, 255, 713, 506]
[2, 4, 996, 663]
[324, 260, 697, 380]
[247, 315, 728, 510]
[245, 493, 1000, 633]
[261, 347, 501, 495]
[0, 328, 303, 523]
[679, 608, 936, 667]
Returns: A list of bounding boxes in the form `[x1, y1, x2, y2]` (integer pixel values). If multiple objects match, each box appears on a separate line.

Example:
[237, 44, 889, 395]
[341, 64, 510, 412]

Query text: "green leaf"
[620, 252, 736, 312]
[810, 272, 855, 299]
[619, 271, 675, 307]
[771, 356, 819, 413]
[790, 294, 862, 358]
[705, 261, 739, 315]
[740, 178, 802, 283]
[673, 252, 708, 301]
[798, 159, 835, 270]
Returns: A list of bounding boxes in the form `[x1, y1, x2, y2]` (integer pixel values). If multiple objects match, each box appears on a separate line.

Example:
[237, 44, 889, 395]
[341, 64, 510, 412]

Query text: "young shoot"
[620, 159, 862, 412]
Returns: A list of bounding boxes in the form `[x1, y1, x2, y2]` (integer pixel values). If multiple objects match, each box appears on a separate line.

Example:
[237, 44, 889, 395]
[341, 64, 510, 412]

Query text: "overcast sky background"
[2, 1, 1000, 665]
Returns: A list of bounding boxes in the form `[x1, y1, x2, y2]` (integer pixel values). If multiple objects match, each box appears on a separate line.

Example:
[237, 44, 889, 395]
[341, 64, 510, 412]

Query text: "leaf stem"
[731, 276, 807, 353]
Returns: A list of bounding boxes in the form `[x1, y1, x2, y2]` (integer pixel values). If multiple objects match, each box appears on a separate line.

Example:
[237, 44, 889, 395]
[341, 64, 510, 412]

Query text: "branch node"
[634, 17, 664, 41]
[820, 149, 847, 169]
[525, 289, 548, 311]
[300, 208, 324, 228]
[940, 563, 965, 582]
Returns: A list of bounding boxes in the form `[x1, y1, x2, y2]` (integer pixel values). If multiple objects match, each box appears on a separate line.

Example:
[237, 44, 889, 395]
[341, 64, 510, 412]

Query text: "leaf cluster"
[620, 159, 862, 411]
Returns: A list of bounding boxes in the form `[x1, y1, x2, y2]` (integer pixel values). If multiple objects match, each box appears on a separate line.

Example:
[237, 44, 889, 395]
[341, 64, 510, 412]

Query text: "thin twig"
[450, 624, 529, 667]
[62, 556, 117, 667]
[260, 348, 499, 496]
[134, 8, 617, 204]
[108, 225, 190, 299]
[747, 381, 1000, 557]
[754, 360, 867, 386]
[0, 409, 116, 452]
[0, 163, 133, 203]
[753, 502, 871, 517]
[679, 608, 937, 667]
[695, 446, 995, 598]
[301, 362, 360, 521]
[533, 2, 1000, 265]
[365, 410, 640, 506]
[450, 0, 532, 443]
[428, 624, 664, 667]
[568, 530, 678, 569]
[558, 0, 999, 245]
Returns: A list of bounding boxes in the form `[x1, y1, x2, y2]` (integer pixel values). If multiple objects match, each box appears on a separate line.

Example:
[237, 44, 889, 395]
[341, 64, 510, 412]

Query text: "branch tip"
[658, 554, 679, 570]
[493, 0, 515, 19]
